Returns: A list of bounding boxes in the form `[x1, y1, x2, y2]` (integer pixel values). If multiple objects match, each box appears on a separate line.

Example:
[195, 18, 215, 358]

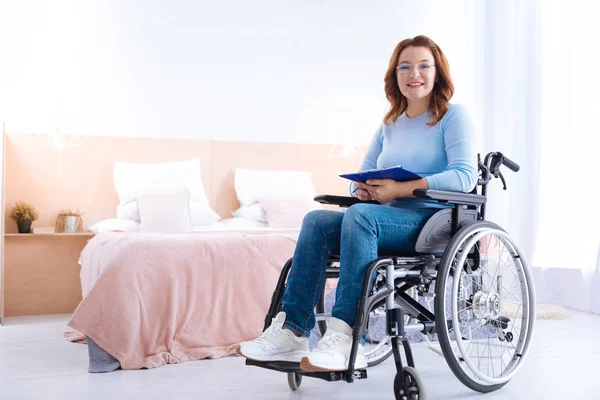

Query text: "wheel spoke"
[486, 240, 507, 293]
[492, 335, 508, 373]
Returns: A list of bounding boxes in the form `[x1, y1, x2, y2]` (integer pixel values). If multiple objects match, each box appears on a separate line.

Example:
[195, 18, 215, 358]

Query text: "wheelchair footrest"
[245, 358, 302, 373]
[245, 358, 367, 382]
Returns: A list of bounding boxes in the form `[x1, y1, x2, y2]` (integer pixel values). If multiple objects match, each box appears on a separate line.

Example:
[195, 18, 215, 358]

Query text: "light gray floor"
[1, 311, 599, 400]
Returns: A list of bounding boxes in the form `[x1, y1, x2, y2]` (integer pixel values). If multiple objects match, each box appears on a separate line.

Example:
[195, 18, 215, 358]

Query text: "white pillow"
[231, 203, 267, 222]
[118, 200, 220, 226]
[114, 159, 210, 205]
[88, 219, 141, 234]
[136, 189, 193, 233]
[234, 168, 316, 207]
[258, 197, 322, 229]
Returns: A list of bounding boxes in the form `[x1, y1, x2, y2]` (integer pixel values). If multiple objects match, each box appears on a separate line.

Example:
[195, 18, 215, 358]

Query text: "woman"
[239, 35, 478, 372]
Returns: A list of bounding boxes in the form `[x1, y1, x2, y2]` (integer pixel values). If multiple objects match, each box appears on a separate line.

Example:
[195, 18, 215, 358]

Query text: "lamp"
[26, 124, 87, 181]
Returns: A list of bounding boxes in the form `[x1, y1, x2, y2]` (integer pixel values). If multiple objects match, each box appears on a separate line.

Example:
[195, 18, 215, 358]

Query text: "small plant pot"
[62, 216, 79, 233]
[17, 220, 32, 234]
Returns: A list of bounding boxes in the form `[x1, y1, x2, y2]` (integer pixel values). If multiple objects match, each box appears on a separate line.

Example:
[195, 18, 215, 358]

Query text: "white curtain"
[536, 0, 600, 313]
[469, 0, 600, 313]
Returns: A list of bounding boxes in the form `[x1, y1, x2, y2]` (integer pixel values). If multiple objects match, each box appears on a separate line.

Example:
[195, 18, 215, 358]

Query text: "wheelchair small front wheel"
[287, 372, 302, 391]
[394, 366, 426, 400]
[435, 222, 536, 393]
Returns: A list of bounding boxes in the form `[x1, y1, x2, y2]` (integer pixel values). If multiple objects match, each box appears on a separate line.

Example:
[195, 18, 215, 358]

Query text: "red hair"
[383, 35, 454, 126]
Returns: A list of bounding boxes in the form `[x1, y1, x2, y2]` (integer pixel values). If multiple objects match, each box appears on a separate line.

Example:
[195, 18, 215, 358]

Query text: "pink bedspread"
[68, 231, 298, 370]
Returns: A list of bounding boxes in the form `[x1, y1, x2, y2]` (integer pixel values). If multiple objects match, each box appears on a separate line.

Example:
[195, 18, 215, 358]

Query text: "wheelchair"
[245, 152, 536, 399]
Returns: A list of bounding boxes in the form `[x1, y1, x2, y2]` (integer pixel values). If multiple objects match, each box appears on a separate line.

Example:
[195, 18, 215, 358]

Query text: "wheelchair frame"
[244, 152, 532, 398]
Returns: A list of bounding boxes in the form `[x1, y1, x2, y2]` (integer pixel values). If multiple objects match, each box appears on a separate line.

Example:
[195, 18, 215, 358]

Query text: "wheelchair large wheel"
[434, 221, 536, 393]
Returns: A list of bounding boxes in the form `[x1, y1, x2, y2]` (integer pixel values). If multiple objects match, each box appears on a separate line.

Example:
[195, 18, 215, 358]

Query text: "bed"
[63, 160, 335, 372]
[66, 219, 303, 372]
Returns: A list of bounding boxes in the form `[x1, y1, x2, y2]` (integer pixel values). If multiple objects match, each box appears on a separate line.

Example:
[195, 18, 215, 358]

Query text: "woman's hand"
[362, 178, 429, 204]
[353, 182, 374, 201]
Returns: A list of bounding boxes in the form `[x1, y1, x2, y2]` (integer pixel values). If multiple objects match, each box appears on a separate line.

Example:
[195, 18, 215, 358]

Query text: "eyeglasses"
[396, 63, 435, 74]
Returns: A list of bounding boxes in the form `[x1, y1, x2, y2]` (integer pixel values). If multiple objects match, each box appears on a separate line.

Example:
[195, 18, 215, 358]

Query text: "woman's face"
[396, 46, 437, 103]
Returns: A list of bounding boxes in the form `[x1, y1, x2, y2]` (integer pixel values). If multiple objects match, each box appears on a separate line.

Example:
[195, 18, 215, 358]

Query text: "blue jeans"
[280, 203, 439, 337]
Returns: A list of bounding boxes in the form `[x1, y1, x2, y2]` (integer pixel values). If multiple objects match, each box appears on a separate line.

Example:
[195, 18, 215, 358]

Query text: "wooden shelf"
[4, 233, 94, 237]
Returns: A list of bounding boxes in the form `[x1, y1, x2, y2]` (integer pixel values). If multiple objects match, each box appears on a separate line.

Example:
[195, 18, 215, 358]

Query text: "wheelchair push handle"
[499, 153, 520, 172]
[485, 151, 520, 175]
[479, 151, 520, 191]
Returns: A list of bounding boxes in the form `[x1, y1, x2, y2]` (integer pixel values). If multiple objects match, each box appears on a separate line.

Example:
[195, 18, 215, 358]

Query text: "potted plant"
[10, 201, 40, 233]
[55, 208, 84, 233]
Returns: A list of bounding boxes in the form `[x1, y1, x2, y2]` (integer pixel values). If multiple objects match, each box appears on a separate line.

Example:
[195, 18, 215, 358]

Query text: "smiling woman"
[239, 35, 479, 372]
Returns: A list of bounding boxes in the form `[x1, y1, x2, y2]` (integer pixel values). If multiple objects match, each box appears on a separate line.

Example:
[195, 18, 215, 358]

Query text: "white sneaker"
[300, 317, 368, 371]
[239, 312, 309, 362]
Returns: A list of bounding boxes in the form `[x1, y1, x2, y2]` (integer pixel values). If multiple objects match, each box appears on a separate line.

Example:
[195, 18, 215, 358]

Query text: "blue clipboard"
[339, 166, 422, 183]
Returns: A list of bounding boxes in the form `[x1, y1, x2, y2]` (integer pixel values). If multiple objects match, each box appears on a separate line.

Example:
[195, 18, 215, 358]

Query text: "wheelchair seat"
[415, 208, 479, 253]
[315, 189, 483, 255]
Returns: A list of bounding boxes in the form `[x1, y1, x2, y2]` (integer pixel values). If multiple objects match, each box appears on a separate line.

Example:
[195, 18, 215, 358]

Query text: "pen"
[352, 185, 359, 194]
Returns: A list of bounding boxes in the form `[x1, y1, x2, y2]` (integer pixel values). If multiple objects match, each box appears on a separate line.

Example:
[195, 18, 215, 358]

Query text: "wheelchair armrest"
[412, 189, 486, 206]
[314, 195, 380, 208]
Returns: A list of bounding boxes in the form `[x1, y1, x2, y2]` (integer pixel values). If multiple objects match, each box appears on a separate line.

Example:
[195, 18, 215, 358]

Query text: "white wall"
[0, 0, 473, 144]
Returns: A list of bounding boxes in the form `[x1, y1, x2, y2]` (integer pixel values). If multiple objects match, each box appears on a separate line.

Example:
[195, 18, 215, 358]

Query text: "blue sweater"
[356, 104, 478, 209]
